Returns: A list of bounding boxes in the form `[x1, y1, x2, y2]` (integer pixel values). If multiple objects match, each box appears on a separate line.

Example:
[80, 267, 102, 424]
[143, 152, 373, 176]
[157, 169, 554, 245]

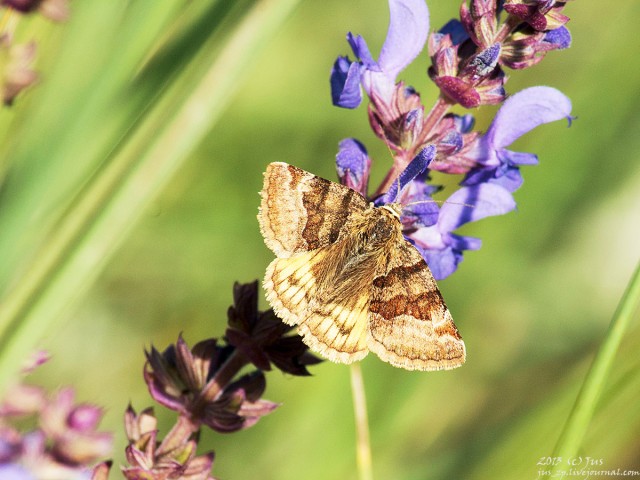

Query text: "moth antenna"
[404, 199, 476, 209]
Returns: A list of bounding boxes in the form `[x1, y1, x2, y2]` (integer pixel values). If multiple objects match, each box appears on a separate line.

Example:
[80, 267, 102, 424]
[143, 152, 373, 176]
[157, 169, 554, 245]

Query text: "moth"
[258, 162, 465, 371]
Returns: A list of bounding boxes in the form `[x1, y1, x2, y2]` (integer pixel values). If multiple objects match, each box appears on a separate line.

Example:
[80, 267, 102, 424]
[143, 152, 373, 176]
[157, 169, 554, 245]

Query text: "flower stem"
[350, 363, 373, 480]
[421, 96, 451, 141]
[156, 414, 200, 457]
[550, 260, 640, 473]
[201, 349, 249, 403]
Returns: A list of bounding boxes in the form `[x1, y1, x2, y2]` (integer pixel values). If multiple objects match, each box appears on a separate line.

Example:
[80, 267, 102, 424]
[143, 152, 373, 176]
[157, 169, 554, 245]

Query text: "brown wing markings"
[258, 162, 367, 257]
[301, 185, 357, 249]
[367, 242, 465, 371]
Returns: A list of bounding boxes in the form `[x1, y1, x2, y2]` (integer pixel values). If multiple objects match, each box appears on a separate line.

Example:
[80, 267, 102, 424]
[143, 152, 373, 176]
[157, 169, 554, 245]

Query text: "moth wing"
[258, 162, 368, 257]
[367, 241, 466, 371]
[264, 243, 370, 364]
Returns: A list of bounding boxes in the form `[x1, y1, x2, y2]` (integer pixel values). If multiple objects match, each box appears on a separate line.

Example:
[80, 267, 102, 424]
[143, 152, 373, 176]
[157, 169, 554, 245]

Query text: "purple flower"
[336, 138, 371, 196]
[462, 86, 572, 192]
[501, 25, 572, 69]
[40, 389, 112, 465]
[225, 281, 321, 376]
[330, 0, 429, 108]
[545, 26, 571, 49]
[407, 183, 516, 279]
[328, 0, 575, 283]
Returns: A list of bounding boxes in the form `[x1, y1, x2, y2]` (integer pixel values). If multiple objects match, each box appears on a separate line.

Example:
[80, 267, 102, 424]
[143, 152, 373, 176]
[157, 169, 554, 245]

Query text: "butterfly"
[258, 162, 465, 371]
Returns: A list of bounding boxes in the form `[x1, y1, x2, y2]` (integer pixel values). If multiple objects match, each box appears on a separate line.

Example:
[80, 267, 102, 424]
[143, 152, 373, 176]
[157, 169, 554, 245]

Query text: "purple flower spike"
[331, 0, 429, 107]
[463, 86, 572, 191]
[376, 145, 436, 205]
[336, 138, 371, 196]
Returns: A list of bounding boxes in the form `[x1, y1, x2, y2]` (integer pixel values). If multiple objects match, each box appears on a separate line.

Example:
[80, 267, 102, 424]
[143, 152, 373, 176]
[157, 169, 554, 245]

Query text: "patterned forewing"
[258, 162, 368, 257]
[367, 241, 466, 371]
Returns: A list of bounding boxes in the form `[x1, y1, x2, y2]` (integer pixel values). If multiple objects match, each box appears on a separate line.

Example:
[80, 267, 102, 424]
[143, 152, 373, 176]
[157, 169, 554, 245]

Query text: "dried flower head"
[225, 280, 322, 375]
[144, 336, 279, 434]
[122, 406, 214, 480]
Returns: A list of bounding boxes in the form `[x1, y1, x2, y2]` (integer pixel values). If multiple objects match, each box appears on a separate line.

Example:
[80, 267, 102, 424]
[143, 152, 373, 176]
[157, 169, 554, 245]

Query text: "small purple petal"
[402, 201, 439, 227]
[490, 166, 524, 192]
[497, 149, 538, 166]
[330, 56, 363, 108]
[454, 113, 475, 133]
[440, 130, 463, 152]
[421, 246, 461, 281]
[336, 138, 370, 196]
[405, 108, 422, 133]
[347, 33, 378, 70]
[377, 0, 430, 80]
[438, 184, 516, 232]
[439, 19, 469, 45]
[545, 26, 571, 49]
[448, 233, 481, 251]
[377, 145, 436, 204]
[486, 86, 572, 149]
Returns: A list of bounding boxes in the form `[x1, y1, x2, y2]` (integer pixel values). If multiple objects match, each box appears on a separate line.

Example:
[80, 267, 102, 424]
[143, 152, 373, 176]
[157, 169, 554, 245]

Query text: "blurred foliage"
[1, 0, 639, 479]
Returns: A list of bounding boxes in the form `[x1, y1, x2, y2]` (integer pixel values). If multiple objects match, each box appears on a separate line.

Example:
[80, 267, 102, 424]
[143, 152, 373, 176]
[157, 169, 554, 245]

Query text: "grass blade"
[550, 260, 640, 473]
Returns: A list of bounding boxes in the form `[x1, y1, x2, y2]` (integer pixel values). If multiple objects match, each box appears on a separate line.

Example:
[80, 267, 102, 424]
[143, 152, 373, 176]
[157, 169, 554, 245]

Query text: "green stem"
[350, 363, 373, 480]
[550, 260, 640, 474]
[0, 0, 303, 394]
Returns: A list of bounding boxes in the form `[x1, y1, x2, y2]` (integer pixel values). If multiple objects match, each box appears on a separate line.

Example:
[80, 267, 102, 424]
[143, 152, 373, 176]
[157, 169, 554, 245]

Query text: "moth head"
[379, 203, 402, 221]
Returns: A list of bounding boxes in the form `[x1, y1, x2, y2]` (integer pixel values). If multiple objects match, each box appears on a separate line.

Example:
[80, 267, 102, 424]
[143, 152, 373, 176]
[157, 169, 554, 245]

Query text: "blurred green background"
[1, 0, 639, 479]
